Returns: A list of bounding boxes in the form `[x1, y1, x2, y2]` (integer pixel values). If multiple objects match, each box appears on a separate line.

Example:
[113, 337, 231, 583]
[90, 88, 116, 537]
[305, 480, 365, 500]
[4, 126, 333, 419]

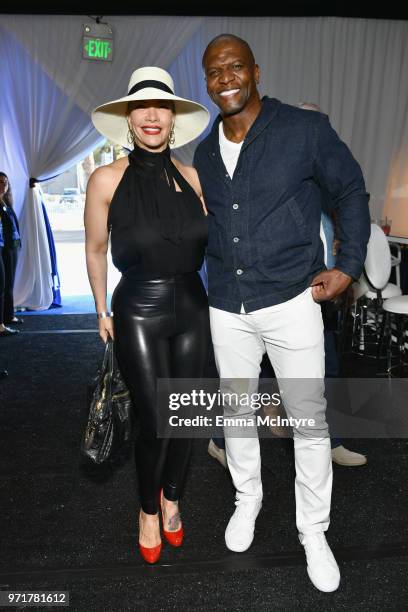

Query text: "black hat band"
[128, 80, 174, 96]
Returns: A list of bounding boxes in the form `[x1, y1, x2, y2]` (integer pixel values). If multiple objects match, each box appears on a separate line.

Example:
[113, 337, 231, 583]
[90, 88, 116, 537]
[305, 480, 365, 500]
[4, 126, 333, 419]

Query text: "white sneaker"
[299, 532, 340, 592]
[331, 445, 367, 466]
[225, 501, 262, 552]
[208, 439, 228, 469]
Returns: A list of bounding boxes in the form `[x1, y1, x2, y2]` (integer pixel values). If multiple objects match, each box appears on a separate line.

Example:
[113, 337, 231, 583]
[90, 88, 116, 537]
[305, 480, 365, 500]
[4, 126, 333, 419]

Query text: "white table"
[388, 235, 408, 245]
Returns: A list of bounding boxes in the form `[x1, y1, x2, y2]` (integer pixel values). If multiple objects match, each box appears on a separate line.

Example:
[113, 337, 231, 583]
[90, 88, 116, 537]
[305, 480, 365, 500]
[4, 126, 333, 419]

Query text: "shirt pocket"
[256, 196, 313, 282]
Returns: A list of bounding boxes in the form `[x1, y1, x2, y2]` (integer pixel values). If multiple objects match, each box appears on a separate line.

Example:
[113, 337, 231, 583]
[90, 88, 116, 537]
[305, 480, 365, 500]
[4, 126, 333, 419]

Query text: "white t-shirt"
[218, 122, 246, 313]
[219, 122, 243, 179]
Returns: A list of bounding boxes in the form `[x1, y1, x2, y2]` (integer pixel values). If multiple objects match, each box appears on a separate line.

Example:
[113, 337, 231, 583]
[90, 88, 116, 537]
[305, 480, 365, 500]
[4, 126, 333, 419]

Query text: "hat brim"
[92, 88, 210, 149]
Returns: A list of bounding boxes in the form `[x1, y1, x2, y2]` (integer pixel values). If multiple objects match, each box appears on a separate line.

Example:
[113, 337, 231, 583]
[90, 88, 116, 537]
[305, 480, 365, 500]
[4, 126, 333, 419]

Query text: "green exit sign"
[83, 37, 113, 62]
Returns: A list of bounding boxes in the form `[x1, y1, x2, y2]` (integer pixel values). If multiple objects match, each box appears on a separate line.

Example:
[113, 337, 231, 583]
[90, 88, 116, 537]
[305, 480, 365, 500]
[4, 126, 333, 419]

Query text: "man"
[194, 34, 370, 593]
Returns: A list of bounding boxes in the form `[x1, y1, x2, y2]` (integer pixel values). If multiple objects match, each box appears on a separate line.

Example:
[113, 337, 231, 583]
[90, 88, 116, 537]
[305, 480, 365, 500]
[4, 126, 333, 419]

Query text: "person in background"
[0, 172, 22, 337]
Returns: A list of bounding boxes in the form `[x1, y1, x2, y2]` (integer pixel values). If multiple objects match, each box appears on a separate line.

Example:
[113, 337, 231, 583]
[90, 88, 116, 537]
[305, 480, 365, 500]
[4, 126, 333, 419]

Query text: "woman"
[0, 172, 22, 337]
[85, 67, 210, 563]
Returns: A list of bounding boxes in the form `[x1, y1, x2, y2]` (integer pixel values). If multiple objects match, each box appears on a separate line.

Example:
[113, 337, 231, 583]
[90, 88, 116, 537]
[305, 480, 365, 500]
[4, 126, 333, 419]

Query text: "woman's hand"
[98, 316, 115, 343]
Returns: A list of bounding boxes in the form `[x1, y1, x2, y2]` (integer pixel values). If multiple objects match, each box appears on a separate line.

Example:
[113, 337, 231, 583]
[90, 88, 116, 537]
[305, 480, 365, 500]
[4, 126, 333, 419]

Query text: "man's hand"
[310, 268, 353, 302]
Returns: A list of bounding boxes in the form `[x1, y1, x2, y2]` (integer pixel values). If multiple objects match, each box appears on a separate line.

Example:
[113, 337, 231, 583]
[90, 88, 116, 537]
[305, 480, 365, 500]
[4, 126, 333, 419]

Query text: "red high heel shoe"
[160, 489, 184, 547]
[139, 542, 162, 564]
[139, 511, 162, 564]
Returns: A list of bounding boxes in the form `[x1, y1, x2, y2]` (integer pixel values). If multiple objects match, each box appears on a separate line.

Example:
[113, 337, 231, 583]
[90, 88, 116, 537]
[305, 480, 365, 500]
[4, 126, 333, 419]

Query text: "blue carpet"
[16, 294, 109, 316]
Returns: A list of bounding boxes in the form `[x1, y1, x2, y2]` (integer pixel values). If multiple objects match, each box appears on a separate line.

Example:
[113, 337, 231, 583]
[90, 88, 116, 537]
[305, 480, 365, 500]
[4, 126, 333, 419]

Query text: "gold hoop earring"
[127, 128, 136, 145]
[169, 127, 175, 146]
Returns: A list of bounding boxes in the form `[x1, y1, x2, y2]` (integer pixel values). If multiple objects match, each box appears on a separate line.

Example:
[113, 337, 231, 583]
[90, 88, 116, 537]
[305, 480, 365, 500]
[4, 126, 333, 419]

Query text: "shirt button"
[236, 269, 243, 275]
[232, 203, 239, 210]
[233, 237, 239, 243]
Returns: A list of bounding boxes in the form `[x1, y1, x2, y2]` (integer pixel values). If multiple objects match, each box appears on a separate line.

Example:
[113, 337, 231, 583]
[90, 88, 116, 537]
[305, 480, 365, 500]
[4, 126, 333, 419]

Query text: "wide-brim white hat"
[92, 66, 210, 149]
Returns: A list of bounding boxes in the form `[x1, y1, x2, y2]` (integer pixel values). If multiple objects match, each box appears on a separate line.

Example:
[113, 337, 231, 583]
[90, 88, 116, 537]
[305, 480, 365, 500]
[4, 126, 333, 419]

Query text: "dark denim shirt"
[193, 97, 370, 313]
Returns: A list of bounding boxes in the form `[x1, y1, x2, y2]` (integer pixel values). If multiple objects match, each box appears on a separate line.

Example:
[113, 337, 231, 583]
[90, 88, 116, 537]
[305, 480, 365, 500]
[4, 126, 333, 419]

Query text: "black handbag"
[82, 338, 133, 464]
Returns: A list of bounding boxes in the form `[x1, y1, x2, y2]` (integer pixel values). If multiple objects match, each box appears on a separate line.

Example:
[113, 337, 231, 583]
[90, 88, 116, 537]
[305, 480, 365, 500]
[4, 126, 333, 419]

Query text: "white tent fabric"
[1, 15, 204, 116]
[1, 15, 408, 308]
[0, 26, 106, 308]
[0, 15, 203, 309]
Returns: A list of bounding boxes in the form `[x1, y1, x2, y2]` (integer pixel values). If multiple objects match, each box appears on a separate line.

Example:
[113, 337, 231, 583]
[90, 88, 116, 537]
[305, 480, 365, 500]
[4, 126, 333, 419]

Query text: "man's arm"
[311, 115, 371, 301]
[314, 114, 371, 280]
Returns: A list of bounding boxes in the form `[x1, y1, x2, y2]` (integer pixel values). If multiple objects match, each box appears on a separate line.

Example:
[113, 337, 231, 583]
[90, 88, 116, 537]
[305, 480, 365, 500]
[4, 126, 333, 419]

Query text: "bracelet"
[96, 311, 113, 319]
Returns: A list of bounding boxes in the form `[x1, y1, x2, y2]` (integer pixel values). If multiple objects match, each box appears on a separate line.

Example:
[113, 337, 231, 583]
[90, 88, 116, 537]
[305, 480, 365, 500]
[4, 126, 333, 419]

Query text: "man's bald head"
[202, 33, 261, 118]
[202, 34, 256, 68]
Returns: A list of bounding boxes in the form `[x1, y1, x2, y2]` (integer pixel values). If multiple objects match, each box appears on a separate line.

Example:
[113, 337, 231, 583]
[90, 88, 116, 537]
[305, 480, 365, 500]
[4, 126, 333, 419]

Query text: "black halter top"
[107, 145, 208, 279]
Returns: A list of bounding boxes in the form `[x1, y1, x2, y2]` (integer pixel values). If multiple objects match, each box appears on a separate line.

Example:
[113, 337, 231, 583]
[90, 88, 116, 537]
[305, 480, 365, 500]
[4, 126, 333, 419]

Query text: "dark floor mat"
[0, 320, 407, 610]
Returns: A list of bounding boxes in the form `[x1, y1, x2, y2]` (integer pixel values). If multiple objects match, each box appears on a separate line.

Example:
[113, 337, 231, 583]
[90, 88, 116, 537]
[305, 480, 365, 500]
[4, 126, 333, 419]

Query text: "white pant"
[209, 287, 332, 534]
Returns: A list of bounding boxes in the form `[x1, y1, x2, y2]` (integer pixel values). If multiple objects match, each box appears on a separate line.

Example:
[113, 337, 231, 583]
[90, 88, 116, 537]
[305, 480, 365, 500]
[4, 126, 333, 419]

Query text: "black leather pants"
[112, 271, 210, 514]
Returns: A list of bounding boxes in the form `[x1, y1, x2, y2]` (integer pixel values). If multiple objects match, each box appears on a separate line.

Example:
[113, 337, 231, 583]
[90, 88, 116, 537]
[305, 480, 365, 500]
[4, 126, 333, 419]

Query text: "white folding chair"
[350, 223, 402, 353]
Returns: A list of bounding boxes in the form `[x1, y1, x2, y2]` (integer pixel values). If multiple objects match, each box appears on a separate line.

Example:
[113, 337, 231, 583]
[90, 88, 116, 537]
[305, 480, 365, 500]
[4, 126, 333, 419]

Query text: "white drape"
[0, 25, 105, 308]
[1, 15, 204, 116]
[1, 15, 408, 308]
[15, 188, 54, 309]
[0, 15, 203, 309]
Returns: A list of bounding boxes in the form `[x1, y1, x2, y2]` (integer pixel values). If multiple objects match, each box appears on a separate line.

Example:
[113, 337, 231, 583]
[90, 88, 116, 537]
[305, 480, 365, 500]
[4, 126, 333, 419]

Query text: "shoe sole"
[225, 537, 254, 553]
[307, 567, 340, 592]
[332, 457, 367, 466]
